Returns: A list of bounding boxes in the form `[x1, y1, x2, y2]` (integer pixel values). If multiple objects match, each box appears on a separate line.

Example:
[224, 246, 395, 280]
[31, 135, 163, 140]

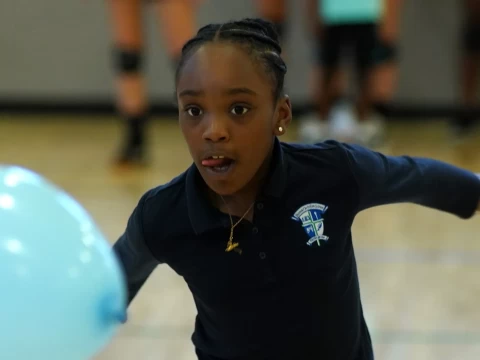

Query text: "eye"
[186, 106, 203, 117]
[230, 105, 249, 116]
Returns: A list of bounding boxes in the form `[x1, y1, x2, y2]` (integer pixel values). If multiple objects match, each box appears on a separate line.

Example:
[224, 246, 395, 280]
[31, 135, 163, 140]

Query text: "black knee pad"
[114, 48, 143, 74]
[373, 41, 398, 64]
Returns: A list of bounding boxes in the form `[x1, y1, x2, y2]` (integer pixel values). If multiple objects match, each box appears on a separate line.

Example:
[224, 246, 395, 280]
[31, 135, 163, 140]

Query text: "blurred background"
[0, 0, 478, 112]
[1, 0, 479, 359]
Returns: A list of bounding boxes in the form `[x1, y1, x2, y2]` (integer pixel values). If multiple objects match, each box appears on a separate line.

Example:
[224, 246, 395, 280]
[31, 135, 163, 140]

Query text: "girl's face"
[176, 42, 291, 196]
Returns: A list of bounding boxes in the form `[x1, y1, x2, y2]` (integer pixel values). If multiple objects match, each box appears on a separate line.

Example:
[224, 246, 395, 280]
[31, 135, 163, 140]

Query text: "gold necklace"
[220, 196, 254, 254]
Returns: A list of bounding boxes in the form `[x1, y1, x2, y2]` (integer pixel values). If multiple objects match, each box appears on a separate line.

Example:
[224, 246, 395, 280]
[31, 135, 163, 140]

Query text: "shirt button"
[252, 227, 259, 234]
[259, 252, 266, 259]
[256, 202, 264, 210]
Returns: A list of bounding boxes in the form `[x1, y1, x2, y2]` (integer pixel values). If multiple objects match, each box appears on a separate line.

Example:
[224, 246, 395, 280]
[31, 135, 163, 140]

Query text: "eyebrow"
[178, 87, 258, 98]
[225, 87, 257, 96]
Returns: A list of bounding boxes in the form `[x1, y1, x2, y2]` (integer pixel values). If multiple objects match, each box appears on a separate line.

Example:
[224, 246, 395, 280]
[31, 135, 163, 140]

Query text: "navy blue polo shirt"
[113, 139, 480, 360]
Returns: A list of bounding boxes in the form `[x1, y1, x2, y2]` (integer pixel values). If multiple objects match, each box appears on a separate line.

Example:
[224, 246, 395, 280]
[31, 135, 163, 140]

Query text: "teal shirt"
[320, 0, 383, 25]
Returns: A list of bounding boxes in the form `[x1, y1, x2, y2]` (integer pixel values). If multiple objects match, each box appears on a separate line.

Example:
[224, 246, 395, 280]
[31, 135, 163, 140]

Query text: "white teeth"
[211, 155, 224, 159]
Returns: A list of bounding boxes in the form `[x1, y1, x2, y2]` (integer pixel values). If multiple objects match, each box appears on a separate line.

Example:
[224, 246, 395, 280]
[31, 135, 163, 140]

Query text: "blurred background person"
[300, 0, 403, 147]
[108, 0, 200, 168]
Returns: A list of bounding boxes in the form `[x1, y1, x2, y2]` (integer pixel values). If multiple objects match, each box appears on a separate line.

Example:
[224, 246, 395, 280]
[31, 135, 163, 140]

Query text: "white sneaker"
[357, 113, 386, 147]
[329, 102, 359, 143]
[298, 114, 330, 144]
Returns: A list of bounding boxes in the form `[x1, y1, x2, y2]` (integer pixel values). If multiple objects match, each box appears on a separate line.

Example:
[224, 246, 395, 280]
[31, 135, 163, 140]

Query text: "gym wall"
[0, 0, 467, 113]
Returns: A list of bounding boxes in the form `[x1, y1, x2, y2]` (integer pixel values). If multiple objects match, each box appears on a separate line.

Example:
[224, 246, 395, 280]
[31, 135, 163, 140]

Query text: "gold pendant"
[225, 241, 239, 252]
[226, 228, 242, 255]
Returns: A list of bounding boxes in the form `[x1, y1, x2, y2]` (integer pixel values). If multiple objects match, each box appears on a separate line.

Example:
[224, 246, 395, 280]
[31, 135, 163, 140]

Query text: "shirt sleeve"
[337, 142, 480, 219]
[113, 192, 160, 306]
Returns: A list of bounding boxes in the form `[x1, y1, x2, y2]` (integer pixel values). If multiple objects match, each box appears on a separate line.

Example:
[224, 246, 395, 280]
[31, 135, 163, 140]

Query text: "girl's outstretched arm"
[333, 141, 480, 219]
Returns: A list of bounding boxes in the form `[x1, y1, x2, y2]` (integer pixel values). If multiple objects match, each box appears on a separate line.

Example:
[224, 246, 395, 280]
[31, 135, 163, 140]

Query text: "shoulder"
[280, 140, 355, 175]
[278, 140, 363, 217]
[137, 170, 192, 240]
[142, 171, 187, 209]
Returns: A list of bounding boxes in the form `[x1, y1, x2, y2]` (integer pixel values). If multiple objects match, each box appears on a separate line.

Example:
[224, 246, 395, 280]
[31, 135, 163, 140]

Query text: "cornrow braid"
[175, 18, 287, 100]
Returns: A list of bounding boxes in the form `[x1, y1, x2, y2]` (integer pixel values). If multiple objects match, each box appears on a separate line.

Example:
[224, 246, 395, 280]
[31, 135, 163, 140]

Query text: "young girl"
[113, 18, 480, 360]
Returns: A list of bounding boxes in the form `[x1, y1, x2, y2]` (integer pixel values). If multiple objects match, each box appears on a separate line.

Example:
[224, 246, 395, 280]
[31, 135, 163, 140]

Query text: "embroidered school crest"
[292, 203, 329, 246]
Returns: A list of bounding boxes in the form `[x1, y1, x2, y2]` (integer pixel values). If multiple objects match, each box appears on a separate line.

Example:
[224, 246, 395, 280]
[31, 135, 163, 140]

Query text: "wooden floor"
[1, 116, 479, 360]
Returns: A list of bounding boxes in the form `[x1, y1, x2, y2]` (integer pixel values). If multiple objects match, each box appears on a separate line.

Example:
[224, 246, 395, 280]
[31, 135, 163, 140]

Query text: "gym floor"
[1, 116, 479, 360]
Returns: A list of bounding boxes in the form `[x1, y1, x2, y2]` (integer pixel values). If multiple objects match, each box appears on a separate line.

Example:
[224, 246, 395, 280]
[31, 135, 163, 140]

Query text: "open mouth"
[201, 155, 235, 173]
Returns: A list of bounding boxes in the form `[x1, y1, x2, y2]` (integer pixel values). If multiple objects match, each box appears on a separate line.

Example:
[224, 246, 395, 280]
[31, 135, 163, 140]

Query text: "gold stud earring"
[278, 126, 283, 132]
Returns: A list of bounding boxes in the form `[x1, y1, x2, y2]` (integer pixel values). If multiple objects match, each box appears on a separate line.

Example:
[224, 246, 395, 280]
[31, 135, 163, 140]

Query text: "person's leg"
[454, 1, 480, 136]
[461, 51, 480, 110]
[155, 0, 199, 65]
[108, 0, 148, 166]
[255, 0, 288, 41]
[353, 23, 385, 146]
[370, 0, 402, 107]
[353, 24, 377, 121]
[370, 43, 399, 109]
[299, 25, 345, 143]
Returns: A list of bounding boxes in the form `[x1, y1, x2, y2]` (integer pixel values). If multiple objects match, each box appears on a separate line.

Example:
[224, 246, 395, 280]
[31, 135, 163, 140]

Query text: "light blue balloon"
[0, 165, 127, 360]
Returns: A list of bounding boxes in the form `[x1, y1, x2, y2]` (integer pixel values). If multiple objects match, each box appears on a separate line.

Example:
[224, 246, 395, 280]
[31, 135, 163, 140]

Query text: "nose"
[202, 115, 229, 143]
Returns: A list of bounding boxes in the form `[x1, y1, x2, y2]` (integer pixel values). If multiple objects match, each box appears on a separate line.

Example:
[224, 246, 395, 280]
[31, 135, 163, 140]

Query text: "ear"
[273, 95, 292, 137]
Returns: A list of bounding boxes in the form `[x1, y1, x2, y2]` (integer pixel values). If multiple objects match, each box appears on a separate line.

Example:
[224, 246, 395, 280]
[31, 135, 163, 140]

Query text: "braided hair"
[175, 18, 287, 100]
